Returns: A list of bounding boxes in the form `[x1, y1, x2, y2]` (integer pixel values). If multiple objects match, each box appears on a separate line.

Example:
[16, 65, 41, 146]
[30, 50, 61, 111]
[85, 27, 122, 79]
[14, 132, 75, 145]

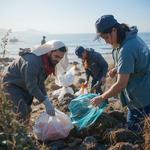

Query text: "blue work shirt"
[85, 48, 108, 81]
[115, 27, 150, 108]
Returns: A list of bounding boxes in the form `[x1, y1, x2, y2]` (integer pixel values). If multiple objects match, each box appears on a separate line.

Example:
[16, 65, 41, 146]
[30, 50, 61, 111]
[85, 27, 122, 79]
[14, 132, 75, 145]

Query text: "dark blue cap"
[75, 46, 85, 58]
[95, 15, 118, 33]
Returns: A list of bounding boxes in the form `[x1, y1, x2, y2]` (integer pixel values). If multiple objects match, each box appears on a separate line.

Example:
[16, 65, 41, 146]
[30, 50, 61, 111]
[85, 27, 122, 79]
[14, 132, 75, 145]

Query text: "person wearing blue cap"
[91, 15, 150, 132]
[75, 46, 108, 94]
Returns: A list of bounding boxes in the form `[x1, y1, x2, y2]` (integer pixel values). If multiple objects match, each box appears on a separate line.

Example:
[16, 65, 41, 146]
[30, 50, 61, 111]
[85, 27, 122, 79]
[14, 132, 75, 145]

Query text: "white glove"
[43, 96, 55, 116]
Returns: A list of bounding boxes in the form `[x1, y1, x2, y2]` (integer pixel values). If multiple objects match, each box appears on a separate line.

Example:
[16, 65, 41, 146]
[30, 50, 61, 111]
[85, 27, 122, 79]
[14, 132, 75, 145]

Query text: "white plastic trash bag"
[52, 71, 74, 101]
[68, 65, 81, 76]
[58, 87, 74, 101]
[56, 71, 74, 87]
[33, 109, 73, 141]
[67, 65, 84, 85]
[52, 87, 74, 100]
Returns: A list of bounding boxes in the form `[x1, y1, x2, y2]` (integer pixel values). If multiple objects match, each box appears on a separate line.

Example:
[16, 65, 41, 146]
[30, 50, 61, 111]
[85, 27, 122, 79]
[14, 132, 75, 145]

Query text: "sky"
[0, 0, 150, 34]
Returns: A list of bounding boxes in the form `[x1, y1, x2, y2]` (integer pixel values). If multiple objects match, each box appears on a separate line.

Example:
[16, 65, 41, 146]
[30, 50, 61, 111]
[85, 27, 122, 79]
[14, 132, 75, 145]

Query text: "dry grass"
[0, 61, 150, 149]
[0, 83, 50, 149]
[143, 116, 150, 150]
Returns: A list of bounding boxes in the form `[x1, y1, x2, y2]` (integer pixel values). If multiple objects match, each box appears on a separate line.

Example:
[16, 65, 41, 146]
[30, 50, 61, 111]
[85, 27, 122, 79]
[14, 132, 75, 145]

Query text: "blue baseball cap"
[94, 15, 118, 40]
[75, 46, 85, 58]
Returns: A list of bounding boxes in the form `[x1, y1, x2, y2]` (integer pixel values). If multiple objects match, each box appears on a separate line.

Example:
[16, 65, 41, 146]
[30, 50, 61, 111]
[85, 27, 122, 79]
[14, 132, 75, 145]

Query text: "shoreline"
[0, 52, 114, 65]
[0, 54, 114, 76]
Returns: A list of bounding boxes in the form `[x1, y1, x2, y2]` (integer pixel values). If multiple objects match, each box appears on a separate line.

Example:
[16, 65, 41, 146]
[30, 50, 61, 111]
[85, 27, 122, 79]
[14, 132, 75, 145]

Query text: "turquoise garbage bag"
[68, 93, 108, 130]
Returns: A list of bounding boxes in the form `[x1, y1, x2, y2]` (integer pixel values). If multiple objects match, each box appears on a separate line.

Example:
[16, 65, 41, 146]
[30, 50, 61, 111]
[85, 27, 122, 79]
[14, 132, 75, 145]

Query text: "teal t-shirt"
[116, 27, 150, 108]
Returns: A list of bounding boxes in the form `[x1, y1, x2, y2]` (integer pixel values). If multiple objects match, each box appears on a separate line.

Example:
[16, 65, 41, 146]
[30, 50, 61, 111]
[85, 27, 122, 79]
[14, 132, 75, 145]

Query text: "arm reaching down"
[91, 73, 130, 106]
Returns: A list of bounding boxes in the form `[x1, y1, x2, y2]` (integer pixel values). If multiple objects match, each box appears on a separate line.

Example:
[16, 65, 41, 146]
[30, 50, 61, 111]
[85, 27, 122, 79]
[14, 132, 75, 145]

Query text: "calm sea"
[0, 32, 150, 62]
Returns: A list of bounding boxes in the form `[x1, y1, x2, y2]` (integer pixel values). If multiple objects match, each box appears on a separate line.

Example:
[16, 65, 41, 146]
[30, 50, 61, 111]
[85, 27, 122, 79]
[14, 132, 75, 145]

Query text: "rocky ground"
[30, 70, 149, 150]
[0, 57, 150, 150]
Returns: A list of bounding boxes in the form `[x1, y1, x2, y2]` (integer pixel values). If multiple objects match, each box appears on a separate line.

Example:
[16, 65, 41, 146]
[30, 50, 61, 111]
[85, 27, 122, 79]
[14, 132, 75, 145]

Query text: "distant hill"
[0, 28, 49, 38]
[0, 28, 50, 44]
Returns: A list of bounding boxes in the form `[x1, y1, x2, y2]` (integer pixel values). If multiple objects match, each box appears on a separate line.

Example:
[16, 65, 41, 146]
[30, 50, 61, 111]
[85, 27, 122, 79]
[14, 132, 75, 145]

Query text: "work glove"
[43, 96, 55, 116]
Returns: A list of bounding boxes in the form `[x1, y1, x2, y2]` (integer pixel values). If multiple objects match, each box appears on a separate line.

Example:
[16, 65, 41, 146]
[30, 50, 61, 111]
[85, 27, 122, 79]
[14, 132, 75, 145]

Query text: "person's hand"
[90, 95, 104, 107]
[108, 68, 117, 78]
[43, 96, 55, 116]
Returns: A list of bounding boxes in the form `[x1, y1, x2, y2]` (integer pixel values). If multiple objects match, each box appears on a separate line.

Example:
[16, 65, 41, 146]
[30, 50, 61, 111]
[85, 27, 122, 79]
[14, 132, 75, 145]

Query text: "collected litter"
[33, 109, 73, 141]
[52, 71, 74, 102]
[69, 93, 108, 130]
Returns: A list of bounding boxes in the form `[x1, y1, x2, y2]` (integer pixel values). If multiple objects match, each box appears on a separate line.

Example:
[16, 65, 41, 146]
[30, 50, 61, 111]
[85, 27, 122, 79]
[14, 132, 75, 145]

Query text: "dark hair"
[102, 23, 130, 45]
[58, 46, 67, 52]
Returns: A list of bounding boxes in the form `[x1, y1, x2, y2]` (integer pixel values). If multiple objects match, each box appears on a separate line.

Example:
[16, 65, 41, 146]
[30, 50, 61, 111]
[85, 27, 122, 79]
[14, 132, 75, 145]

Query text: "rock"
[49, 83, 60, 91]
[106, 100, 123, 112]
[64, 93, 75, 100]
[143, 116, 150, 150]
[103, 128, 139, 144]
[96, 143, 106, 150]
[91, 113, 120, 133]
[32, 99, 40, 106]
[32, 107, 39, 113]
[133, 144, 143, 150]
[62, 148, 73, 150]
[79, 136, 97, 150]
[68, 128, 88, 139]
[108, 111, 126, 123]
[67, 137, 82, 148]
[53, 93, 75, 114]
[108, 142, 136, 150]
[68, 112, 121, 141]
[50, 140, 66, 150]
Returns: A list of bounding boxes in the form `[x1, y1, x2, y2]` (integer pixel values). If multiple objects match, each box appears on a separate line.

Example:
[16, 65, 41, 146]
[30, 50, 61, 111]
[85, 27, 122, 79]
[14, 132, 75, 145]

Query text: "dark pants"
[91, 78, 102, 94]
[3, 84, 33, 120]
[127, 104, 150, 132]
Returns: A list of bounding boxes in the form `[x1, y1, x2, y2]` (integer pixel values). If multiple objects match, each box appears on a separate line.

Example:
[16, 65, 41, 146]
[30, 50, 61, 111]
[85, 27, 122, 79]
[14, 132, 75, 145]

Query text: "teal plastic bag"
[68, 93, 108, 130]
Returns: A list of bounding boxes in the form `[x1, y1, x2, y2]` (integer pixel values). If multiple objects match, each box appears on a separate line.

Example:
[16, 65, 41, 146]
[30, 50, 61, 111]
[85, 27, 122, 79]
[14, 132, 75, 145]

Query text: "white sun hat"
[32, 40, 66, 56]
[32, 40, 69, 85]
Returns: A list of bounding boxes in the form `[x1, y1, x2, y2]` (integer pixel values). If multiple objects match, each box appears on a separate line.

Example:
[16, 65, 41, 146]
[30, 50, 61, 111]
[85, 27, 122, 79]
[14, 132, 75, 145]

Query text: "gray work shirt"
[2, 53, 48, 102]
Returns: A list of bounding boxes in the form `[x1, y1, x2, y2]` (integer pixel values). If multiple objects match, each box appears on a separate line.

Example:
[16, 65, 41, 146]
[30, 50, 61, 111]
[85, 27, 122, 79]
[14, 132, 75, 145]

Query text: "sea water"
[0, 32, 150, 62]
